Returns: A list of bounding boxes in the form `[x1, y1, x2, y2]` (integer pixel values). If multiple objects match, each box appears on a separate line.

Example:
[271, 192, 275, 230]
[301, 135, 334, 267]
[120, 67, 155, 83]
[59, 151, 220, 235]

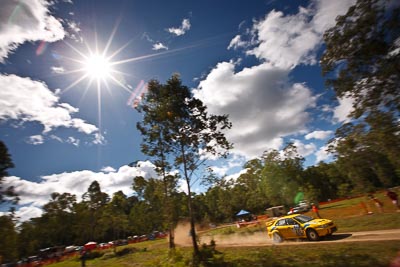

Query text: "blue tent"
[236, 210, 251, 216]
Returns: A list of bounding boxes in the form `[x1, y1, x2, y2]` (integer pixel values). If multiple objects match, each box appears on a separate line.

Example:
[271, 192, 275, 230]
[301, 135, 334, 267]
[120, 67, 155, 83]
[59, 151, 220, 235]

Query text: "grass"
[219, 241, 400, 267]
[335, 212, 400, 232]
[47, 196, 400, 266]
[49, 240, 400, 267]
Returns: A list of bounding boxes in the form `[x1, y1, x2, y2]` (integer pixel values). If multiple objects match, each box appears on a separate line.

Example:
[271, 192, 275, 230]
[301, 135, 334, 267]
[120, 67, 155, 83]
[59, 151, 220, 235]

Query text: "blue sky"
[0, 0, 356, 221]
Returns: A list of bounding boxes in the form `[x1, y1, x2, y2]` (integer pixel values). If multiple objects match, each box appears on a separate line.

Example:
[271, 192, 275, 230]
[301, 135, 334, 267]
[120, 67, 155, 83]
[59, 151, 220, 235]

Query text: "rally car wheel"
[306, 229, 320, 241]
[272, 232, 283, 243]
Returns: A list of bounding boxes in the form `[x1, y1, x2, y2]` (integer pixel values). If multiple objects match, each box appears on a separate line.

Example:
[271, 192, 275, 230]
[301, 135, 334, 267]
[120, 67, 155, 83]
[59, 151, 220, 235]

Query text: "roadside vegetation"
[45, 196, 400, 267]
[45, 240, 400, 267]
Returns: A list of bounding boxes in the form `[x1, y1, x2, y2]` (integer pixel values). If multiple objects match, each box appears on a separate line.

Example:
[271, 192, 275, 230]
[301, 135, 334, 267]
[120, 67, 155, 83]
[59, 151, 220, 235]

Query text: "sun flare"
[84, 54, 112, 80]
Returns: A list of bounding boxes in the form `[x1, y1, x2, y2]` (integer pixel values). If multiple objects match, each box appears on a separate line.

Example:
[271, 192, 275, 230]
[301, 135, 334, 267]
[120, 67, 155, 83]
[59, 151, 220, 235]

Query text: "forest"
[0, 0, 399, 264]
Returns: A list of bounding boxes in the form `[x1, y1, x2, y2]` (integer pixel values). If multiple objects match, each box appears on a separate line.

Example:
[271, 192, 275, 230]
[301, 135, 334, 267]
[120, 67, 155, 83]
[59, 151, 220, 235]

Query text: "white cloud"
[210, 166, 229, 177]
[167, 18, 191, 36]
[227, 35, 247, 50]
[152, 42, 168, 50]
[177, 179, 188, 194]
[244, 0, 355, 68]
[312, 0, 357, 34]
[15, 206, 43, 222]
[0, 74, 99, 137]
[0, 0, 65, 62]
[248, 8, 320, 68]
[27, 135, 44, 145]
[2, 161, 159, 221]
[193, 61, 316, 159]
[51, 66, 65, 74]
[333, 95, 354, 123]
[66, 20, 82, 42]
[50, 134, 63, 143]
[305, 130, 333, 140]
[194, 0, 356, 160]
[71, 118, 98, 135]
[315, 144, 332, 163]
[224, 168, 249, 182]
[291, 139, 317, 157]
[101, 166, 116, 173]
[93, 132, 106, 145]
[66, 136, 79, 146]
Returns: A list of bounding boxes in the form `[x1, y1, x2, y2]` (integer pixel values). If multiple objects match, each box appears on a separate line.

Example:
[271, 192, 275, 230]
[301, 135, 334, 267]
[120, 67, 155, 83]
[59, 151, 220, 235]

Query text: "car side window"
[276, 219, 287, 226]
[286, 218, 298, 225]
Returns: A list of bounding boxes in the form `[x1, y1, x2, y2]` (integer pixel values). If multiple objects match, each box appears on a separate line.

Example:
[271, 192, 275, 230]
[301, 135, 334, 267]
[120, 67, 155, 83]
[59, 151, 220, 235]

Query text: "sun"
[59, 18, 195, 128]
[83, 53, 112, 80]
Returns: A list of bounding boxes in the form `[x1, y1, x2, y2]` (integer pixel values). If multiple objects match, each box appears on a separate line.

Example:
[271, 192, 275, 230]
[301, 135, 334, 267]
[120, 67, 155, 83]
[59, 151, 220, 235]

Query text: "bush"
[197, 240, 225, 267]
[77, 250, 104, 261]
[115, 247, 136, 257]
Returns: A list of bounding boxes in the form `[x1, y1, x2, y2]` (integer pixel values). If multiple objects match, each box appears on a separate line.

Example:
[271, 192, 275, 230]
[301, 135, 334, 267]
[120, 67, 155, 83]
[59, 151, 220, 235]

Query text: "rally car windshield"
[294, 215, 313, 223]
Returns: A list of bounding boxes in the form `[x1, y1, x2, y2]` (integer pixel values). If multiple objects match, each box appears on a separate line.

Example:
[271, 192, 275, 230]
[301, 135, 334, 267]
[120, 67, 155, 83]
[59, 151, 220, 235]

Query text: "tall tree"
[41, 192, 77, 245]
[100, 191, 129, 246]
[136, 74, 232, 261]
[321, 0, 400, 118]
[79, 181, 110, 241]
[0, 215, 18, 263]
[322, 0, 400, 188]
[260, 144, 305, 207]
[235, 159, 268, 213]
[0, 141, 18, 264]
[0, 141, 18, 205]
[136, 95, 180, 249]
[331, 115, 399, 190]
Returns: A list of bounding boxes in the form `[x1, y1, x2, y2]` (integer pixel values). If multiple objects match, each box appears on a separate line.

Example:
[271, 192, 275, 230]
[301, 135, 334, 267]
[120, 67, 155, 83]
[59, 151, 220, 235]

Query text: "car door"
[274, 219, 291, 238]
[285, 218, 304, 238]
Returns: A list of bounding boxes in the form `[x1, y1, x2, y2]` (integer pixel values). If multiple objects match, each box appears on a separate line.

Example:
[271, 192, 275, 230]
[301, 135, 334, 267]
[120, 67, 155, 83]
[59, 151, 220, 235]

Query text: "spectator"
[360, 201, 372, 215]
[312, 204, 321, 218]
[369, 194, 384, 213]
[80, 249, 87, 267]
[386, 189, 400, 211]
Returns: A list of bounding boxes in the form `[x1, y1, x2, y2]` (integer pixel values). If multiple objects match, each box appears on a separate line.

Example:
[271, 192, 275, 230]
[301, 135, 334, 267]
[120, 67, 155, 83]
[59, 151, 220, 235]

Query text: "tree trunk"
[161, 156, 175, 249]
[180, 141, 199, 261]
[168, 227, 175, 249]
[187, 184, 199, 260]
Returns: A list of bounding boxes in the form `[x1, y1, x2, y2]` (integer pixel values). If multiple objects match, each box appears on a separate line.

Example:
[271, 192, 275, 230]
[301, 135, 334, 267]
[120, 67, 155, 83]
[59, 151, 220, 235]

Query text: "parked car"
[266, 214, 337, 243]
[98, 243, 112, 249]
[83, 242, 97, 250]
[287, 201, 311, 214]
[298, 200, 311, 209]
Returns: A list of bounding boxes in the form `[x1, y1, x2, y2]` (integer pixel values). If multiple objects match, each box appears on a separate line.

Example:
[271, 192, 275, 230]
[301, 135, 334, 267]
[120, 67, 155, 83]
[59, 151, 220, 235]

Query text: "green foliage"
[136, 74, 232, 257]
[114, 247, 136, 257]
[321, 0, 400, 191]
[0, 215, 18, 262]
[321, 0, 400, 117]
[0, 140, 18, 206]
[196, 240, 225, 267]
[83, 250, 104, 260]
[46, 240, 400, 267]
[260, 144, 306, 207]
[0, 141, 14, 178]
[332, 112, 400, 192]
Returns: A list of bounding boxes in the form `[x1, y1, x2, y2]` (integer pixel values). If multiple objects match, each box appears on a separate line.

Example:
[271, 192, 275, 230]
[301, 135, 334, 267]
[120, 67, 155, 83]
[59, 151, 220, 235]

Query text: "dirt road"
[175, 224, 400, 247]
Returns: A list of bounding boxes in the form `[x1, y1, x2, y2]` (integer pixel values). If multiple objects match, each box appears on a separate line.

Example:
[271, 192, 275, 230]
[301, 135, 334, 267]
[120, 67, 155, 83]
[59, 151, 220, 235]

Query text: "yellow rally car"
[266, 214, 337, 242]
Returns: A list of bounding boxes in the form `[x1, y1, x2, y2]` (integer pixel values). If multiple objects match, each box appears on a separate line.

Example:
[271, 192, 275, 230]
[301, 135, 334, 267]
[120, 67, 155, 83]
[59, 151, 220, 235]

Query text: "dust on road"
[174, 223, 400, 247]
